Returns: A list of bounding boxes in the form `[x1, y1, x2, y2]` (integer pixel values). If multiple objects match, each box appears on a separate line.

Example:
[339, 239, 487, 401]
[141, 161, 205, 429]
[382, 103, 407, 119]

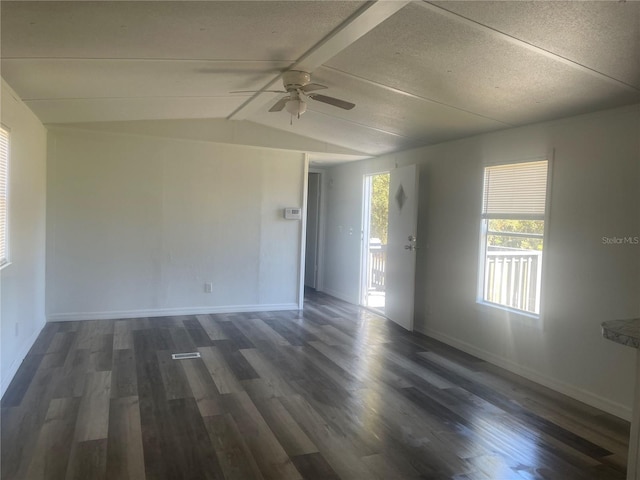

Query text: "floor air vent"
[171, 352, 201, 360]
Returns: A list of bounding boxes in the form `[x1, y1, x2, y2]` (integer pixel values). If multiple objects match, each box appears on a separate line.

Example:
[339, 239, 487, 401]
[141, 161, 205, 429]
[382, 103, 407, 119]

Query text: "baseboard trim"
[1, 320, 45, 399]
[47, 303, 300, 322]
[419, 326, 633, 421]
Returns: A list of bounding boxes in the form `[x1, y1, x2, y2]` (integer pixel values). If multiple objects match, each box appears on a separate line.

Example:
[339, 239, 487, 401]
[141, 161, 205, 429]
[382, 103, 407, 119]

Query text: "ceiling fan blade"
[230, 89, 286, 94]
[308, 94, 355, 110]
[300, 83, 327, 93]
[269, 97, 289, 112]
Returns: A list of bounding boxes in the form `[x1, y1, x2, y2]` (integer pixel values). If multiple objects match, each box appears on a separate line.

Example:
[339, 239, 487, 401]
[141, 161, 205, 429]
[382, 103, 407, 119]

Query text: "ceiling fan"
[231, 70, 355, 119]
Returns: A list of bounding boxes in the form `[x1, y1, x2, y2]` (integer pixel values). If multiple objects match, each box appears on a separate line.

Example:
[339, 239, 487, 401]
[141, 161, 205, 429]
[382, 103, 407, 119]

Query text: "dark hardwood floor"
[1, 290, 629, 479]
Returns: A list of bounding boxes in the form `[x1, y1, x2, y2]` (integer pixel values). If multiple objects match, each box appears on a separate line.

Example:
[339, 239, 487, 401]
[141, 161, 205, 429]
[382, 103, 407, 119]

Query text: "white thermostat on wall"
[284, 207, 302, 220]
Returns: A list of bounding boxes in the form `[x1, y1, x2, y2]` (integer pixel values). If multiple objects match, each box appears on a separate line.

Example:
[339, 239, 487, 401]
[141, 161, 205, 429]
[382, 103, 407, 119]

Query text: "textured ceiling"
[2, 1, 639, 162]
[1, 1, 366, 60]
[432, 1, 640, 88]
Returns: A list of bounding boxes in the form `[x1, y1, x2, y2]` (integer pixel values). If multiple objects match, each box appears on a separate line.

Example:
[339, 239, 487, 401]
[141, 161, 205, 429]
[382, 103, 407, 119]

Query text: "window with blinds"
[0, 126, 9, 268]
[479, 160, 549, 315]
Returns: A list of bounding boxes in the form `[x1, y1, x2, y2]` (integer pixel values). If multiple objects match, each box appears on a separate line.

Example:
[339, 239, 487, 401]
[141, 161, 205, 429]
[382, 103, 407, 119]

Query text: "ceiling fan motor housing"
[283, 71, 311, 91]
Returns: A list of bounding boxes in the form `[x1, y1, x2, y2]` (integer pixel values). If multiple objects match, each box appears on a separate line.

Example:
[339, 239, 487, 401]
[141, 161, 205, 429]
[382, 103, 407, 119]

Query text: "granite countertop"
[602, 318, 640, 349]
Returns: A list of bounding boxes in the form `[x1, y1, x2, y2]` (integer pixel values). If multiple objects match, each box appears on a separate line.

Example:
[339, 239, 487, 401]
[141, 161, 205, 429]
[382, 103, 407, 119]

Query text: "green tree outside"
[488, 219, 544, 251]
[370, 173, 389, 244]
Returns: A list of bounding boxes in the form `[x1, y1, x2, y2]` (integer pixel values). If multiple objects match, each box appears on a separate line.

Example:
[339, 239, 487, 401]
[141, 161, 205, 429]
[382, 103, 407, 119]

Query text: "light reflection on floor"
[463, 399, 541, 479]
[312, 293, 550, 479]
[366, 290, 385, 313]
[351, 315, 541, 479]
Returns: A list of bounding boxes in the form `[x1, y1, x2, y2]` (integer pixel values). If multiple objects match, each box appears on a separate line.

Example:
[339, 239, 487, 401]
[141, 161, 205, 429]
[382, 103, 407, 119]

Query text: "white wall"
[0, 79, 48, 396]
[322, 105, 640, 419]
[47, 126, 305, 320]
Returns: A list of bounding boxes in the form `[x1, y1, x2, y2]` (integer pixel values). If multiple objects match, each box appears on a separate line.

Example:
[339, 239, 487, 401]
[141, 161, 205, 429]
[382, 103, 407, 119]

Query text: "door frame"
[298, 156, 310, 309]
[299, 164, 327, 308]
[308, 167, 327, 293]
[360, 174, 374, 306]
[304, 171, 322, 289]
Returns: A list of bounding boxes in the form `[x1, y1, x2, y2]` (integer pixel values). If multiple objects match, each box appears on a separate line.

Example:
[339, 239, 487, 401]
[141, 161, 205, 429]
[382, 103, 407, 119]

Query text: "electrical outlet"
[204, 282, 213, 293]
[14, 322, 19, 337]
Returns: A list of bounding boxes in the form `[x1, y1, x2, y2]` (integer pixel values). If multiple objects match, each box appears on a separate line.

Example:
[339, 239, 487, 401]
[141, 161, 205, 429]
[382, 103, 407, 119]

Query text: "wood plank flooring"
[1, 290, 629, 479]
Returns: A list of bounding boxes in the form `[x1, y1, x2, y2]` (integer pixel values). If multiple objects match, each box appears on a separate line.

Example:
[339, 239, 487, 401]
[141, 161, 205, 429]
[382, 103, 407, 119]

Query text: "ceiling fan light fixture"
[244, 70, 354, 116]
[285, 98, 307, 117]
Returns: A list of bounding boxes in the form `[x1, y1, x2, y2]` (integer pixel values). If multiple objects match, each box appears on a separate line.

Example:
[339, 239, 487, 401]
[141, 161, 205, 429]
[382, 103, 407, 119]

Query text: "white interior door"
[385, 164, 419, 331]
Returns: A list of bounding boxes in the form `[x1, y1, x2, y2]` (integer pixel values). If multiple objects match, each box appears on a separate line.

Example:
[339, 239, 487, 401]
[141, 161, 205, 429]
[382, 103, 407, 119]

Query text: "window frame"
[476, 155, 553, 319]
[0, 124, 10, 270]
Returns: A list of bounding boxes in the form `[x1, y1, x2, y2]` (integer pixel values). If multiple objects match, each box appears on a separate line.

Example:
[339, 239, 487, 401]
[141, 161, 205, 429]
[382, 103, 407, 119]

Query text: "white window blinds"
[482, 160, 548, 218]
[0, 127, 9, 267]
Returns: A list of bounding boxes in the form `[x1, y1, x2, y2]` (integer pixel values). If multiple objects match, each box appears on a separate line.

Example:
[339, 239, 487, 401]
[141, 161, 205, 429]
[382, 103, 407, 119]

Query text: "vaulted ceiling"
[2, 1, 639, 163]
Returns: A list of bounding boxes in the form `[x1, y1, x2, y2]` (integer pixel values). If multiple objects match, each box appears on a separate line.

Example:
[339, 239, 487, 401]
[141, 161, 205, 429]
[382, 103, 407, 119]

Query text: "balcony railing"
[367, 243, 541, 314]
[368, 243, 386, 291]
[484, 248, 542, 314]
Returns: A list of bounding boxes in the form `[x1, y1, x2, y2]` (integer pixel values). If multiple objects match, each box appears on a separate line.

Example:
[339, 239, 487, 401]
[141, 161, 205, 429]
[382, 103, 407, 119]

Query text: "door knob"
[404, 244, 416, 251]
[408, 235, 416, 242]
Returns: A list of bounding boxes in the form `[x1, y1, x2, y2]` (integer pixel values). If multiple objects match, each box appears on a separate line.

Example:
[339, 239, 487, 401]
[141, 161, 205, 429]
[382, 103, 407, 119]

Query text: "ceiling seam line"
[307, 109, 409, 138]
[420, 1, 640, 93]
[23, 96, 249, 101]
[1, 57, 295, 63]
[322, 66, 514, 127]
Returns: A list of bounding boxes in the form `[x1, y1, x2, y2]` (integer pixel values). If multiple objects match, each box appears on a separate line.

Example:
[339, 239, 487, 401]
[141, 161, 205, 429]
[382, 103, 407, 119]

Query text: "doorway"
[361, 172, 390, 312]
[304, 172, 321, 290]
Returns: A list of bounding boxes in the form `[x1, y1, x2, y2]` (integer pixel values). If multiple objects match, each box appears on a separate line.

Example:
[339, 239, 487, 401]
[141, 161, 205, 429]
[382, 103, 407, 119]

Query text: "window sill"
[475, 300, 541, 326]
[0, 261, 12, 272]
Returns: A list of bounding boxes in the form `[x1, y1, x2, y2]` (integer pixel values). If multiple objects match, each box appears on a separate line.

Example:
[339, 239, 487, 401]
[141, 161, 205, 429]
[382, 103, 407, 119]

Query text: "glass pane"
[487, 234, 544, 252]
[483, 218, 544, 314]
[487, 219, 544, 251]
[488, 219, 544, 235]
